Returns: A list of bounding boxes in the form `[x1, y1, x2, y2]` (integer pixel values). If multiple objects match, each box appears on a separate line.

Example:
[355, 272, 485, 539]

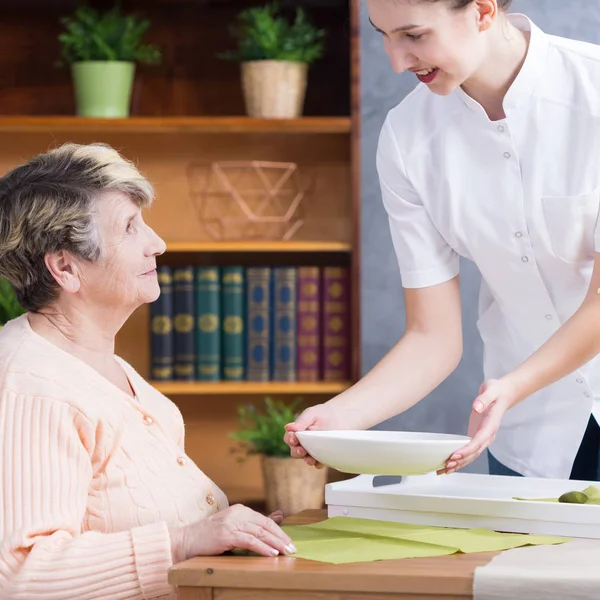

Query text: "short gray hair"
[0, 142, 154, 311]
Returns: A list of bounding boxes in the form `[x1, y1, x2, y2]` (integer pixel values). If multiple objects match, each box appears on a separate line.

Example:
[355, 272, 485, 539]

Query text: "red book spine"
[321, 267, 350, 381]
[297, 267, 321, 381]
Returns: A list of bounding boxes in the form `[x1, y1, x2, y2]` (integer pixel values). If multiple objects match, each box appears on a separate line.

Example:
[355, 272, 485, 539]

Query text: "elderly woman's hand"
[169, 504, 297, 563]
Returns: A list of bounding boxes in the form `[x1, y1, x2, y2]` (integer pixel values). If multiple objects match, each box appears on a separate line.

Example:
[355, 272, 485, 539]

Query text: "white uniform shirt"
[377, 14, 600, 479]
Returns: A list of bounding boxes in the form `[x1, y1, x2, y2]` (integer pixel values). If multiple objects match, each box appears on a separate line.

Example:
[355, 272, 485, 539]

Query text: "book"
[246, 267, 271, 381]
[195, 267, 220, 381]
[173, 266, 195, 380]
[150, 266, 174, 381]
[297, 266, 321, 381]
[221, 266, 245, 381]
[321, 266, 350, 381]
[271, 267, 297, 381]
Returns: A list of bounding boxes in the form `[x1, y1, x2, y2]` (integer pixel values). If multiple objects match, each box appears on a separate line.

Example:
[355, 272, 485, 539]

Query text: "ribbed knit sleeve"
[0, 392, 174, 600]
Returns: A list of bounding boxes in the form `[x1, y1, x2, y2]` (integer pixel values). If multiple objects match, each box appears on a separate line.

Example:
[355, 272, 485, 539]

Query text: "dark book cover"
[297, 266, 321, 381]
[321, 266, 350, 381]
[246, 267, 271, 382]
[221, 266, 245, 381]
[173, 266, 195, 381]
[195, 266, 221, 381]
[270, 267, 297, 381]
[150, 266, 174, 381]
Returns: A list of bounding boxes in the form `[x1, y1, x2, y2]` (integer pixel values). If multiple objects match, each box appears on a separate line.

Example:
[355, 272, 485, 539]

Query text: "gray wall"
[360, 0, 600, 473]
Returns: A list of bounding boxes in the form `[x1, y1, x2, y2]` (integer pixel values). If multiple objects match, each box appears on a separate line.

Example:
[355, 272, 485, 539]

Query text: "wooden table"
[169, 510, 499, 600]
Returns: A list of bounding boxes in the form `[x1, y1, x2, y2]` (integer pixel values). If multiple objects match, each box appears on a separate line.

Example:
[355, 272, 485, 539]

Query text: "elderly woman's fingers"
[236, 531, 283, 557]
[239, 522, 296, 556]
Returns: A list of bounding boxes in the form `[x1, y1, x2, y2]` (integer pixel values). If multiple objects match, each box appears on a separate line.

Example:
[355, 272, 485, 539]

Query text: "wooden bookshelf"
[165, 241, 352, 253]
[0, 116, 352, 134]
[152, 381, 352, 396]
[0, 0, 361, 505]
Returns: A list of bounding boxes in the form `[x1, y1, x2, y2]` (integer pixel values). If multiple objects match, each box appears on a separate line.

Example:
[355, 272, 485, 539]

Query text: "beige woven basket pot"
[241, 60, 308, 118]
[261, 455, 328, 516]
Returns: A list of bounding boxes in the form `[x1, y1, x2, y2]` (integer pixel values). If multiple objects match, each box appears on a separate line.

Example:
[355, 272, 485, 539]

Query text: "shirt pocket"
[542, 188, 600, 264]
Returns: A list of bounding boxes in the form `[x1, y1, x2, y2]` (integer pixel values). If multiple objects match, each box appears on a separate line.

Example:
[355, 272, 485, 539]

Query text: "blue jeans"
[488, 415, 600, 480]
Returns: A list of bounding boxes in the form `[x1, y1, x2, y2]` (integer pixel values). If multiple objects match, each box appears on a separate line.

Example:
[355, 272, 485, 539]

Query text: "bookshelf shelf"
[165, 241, 352, 253]
[151, 381, 352, 396]
[0, 116, 352, 135]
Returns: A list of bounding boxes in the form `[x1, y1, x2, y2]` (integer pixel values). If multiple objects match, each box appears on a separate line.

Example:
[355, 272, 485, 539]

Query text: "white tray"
[326, 473, 600, 539]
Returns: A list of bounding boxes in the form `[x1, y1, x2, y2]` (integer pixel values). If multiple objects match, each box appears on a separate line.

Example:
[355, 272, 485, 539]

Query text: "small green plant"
[0, 278, 25, 327]
[58, 5, 162, 65]
[231, 396, 304, 458]
[219, 3, 326, 64]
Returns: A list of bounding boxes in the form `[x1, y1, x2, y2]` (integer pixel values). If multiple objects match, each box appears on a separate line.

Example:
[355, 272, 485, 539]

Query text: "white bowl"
[295, 430, 471, 476]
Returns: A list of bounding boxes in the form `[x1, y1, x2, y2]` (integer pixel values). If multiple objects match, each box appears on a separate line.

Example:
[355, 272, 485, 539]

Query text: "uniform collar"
[454, 14, 549, 118]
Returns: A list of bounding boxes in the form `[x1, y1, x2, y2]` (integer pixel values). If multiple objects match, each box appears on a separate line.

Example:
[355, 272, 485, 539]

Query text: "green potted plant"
[219, 3, 326, 119]
[231, 396, 328, 516]
[0, 278, 25, 329]
[58, 4, 162, 118]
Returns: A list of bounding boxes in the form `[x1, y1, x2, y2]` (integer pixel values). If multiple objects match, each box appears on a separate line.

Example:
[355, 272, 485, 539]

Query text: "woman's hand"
[170, 504, 297, 563]
[438, 378, 518, 475]
[284, 403, 353, 468]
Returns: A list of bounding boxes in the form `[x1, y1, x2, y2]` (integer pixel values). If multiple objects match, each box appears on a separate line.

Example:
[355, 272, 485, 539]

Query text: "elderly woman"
[0, 143, 296, 600]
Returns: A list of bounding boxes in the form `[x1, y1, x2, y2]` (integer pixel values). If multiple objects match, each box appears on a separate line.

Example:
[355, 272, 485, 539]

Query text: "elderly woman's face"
[80, 191, 166, 310]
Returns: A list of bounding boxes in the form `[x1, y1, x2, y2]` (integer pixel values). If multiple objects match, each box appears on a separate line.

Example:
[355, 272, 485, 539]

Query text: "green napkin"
[281, 517, 567, 564]
[515, 485, 600, 504]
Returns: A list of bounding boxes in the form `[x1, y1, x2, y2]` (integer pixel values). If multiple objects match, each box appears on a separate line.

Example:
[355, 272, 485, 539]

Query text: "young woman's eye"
[126, 222, 134, 235]
[406, 33, 423, 41]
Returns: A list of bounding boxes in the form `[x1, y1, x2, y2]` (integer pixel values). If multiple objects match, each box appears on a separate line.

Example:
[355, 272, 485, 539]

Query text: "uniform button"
[577, 379, 584, 384]
[504, 152, 511, 159]
[584, 392, 591, 398]
[515, 232, 523, 238]
[545, 314, 553, 321]
[521, 256, 529, 263]
[206, 493, 215, 506]
[143, 415, 153, 426]
[177, 456, 186, 466]
[498, 125, 505, 132]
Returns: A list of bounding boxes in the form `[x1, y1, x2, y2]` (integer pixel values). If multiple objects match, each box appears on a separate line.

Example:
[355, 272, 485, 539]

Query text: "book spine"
[297, 266, 321, 381]
[150, 266, 174, 381]
[246, 267, 271, 382]
[173, 266, 196, 380]
[195, 266, 221, 381]
[321, 266, 350, 381]
[270, 267, 297, 381]
[221, 266, 245, 381]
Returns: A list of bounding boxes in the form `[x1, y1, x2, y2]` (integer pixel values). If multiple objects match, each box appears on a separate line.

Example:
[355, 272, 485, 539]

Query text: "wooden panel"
[151, 381, 352, 396]
[0, 117, 352, 134]
[213, 590, 470, 600]
[0, 132, 352, 244]
[349, 0, 362, 382]
[0, 1, 350, 117]
[165, 241, 352, 253]
[177, 589, 213, 600]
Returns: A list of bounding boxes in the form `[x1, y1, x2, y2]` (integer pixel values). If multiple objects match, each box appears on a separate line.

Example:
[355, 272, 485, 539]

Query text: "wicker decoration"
[261, 455, 328, 516]
[241, 60, 308, 118]
[188, 160, 312, 241]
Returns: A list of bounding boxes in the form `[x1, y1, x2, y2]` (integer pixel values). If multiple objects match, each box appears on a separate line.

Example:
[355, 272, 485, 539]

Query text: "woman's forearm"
[505, 295, 600, 406]
[329, 328, 463, 430]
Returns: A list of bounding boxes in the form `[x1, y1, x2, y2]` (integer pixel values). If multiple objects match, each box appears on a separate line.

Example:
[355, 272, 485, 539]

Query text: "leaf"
[0, 278, 25, 326]
[230, 396, 305, 457]
[218, 3, 326, 64]
[57, 4, 162, 66]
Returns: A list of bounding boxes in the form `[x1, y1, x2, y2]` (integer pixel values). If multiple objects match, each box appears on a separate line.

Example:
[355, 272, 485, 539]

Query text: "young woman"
[285, 0, 600, 481]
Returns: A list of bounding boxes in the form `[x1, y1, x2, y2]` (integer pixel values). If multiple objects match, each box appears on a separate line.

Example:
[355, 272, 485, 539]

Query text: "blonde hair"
[0, 143, 154, 311]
